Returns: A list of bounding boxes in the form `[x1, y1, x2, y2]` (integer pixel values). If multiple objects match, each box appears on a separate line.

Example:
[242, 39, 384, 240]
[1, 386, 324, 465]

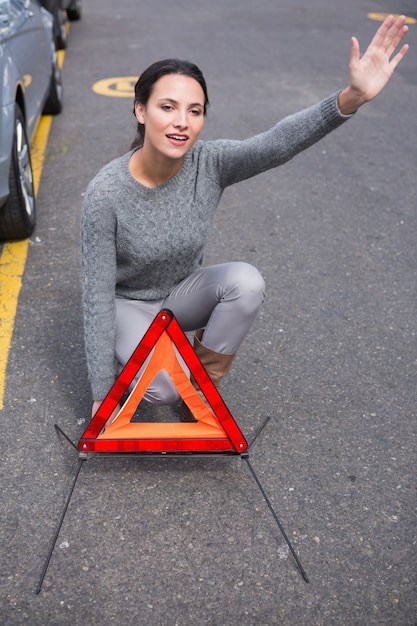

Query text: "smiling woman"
[130, 59, 209, 152]
[81, 17, 409, 428]
[130, 74, 206, 187]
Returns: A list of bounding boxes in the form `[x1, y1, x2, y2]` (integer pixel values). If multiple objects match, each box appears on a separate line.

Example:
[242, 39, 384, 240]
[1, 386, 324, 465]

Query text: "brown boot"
[181, 329, 235, 422]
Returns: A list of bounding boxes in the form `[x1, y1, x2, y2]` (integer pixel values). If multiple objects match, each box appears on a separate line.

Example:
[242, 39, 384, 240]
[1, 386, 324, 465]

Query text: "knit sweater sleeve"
[81, 173, 118, 400]
[210, 92, 352, 188]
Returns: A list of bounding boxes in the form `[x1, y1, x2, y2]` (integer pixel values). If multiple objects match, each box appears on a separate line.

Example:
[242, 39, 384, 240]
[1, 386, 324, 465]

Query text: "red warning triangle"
[79, 310, 248, 454]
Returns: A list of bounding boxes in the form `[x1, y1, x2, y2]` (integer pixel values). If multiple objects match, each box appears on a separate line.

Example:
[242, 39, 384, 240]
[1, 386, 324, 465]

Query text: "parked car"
[62, 0, 81, 21]
[40, 0, 81, 50]
[0, 0, 63, 240]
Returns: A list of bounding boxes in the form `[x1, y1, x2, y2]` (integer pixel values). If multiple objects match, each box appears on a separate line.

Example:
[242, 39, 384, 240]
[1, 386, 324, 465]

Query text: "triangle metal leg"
[247, 415, 271, 449]
[35, 458, 85, 594]
[243, 455, 310, 583]
[54, 423, 78, 451]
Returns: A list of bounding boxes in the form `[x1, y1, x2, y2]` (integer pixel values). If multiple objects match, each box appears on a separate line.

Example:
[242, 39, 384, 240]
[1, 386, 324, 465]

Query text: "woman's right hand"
[92, 400, 103, 417]
[92, 400, 122, 430]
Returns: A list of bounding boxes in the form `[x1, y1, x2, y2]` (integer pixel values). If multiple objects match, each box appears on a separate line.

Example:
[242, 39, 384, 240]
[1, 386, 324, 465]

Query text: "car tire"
[56, 8, 68, 50]
[40, 0, 67, 50]
[43, 44, 63, 115]
[66, 0, 81, 21]
[0, 105, 36, 241]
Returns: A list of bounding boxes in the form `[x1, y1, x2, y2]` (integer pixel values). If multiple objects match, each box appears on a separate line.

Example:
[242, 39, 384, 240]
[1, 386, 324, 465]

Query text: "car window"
[11, 0, 28, 8]
[0, 0, 12, 18]
[0, 0, 27, 20]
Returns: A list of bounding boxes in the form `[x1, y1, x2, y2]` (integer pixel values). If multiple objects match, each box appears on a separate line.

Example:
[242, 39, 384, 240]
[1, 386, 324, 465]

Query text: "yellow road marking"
[32, 116, 53, 197]
[92, 76, 137, 98]
[367, 12, 416, 24]
[0, 44, 66, 410]
[0, 117, 52, 411]
[0, 241, 29, 410]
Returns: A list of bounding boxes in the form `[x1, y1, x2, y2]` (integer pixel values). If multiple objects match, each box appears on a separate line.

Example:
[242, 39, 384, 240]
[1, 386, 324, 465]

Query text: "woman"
[81, 15, 409, 424]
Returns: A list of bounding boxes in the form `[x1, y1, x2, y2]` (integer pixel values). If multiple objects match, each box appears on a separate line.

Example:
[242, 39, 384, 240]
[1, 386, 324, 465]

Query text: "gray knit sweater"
[82, 92, 351, 399]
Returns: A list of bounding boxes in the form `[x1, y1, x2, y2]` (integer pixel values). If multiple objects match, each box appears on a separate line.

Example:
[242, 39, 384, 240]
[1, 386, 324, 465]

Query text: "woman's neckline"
[128, 148, 188, 189]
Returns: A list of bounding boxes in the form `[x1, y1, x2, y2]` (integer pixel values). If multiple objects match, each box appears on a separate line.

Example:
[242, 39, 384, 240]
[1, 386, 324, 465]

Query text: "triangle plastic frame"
[78, 310, 248, 455]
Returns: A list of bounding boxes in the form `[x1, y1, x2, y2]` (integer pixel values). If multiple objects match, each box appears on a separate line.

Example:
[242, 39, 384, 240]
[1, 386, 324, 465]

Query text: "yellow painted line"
[0, 242, 29, 410]
[367, 12, 416, 24]
[0, 46, 65, 411]
[31, 116, 53, 197]
[92, 76, 137, 98]
[57, 48, 65, 68]
[0, 117, 52, 410]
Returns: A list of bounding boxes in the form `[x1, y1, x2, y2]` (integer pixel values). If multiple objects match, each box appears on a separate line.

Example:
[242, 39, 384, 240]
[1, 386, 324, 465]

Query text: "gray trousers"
[115, 262, 265, 404]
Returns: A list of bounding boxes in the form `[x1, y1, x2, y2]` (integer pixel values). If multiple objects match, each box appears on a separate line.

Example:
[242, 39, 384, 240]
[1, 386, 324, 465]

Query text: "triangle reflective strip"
[79, 310, 248, 454]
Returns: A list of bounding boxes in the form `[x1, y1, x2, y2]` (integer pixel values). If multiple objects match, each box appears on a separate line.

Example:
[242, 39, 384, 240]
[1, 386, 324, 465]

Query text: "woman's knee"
[229, 262, 265, 309]
[143, 370, 180, 405]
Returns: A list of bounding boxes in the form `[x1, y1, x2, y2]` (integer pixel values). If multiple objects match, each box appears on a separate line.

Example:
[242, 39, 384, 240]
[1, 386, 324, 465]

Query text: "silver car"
[40, 0, 82, 50]
[0, 0, 63, 240]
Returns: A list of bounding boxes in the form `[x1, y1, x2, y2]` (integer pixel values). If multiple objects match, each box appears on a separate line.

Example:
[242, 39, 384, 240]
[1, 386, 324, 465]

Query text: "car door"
[2, 0, 50, 139]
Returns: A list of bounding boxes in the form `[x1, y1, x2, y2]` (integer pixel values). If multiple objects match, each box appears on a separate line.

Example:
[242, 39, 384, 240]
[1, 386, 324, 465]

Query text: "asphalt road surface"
[1, 0, 416, 624]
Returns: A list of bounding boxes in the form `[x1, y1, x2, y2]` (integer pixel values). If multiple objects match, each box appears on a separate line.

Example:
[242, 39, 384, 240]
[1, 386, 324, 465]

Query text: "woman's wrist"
[337, 86, 367, 116]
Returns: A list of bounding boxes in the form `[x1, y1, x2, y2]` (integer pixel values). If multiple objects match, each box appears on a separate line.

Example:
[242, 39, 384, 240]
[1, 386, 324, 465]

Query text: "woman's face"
[135, 74, 205, 160]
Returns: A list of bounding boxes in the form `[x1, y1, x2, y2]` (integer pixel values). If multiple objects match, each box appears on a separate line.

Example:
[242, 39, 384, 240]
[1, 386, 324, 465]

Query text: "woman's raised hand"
[338, 15, 409, 115]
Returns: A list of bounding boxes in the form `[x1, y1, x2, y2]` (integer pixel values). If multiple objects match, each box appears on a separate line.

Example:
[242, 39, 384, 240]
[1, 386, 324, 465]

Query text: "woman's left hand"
[339, 14, 409, 114]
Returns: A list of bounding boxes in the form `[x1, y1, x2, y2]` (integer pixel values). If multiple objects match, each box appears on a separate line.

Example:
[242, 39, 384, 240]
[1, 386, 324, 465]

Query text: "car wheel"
[66, 0, 81, 21]
[40, 0, 67, 50]
[43, 44, 63, 115]
[0, 105, 36, 241]
[56, 7, 68, 50]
